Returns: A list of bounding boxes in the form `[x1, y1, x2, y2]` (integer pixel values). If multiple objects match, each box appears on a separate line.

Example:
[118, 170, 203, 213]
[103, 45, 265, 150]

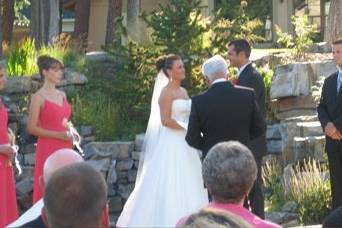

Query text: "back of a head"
[181, 208, 252, 228]
[202, 55, 228, 81]
[323, 206, 342, 228]
[43, 149, 84, 182]
[44, 162, 107, 228]
[202, 141, 257, 203]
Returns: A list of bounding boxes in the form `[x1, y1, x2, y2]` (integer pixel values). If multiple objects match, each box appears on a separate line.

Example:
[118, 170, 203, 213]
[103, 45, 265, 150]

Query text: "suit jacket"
[186, 81, 266, 158]
[238, 63, 267, 157]
[317, 72, 342, 133]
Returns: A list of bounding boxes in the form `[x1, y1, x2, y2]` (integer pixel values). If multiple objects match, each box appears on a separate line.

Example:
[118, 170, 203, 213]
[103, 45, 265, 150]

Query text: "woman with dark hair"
[117, 54, 208, 227]
[27, 56, 73, 203]
[0, 64, 18, 227]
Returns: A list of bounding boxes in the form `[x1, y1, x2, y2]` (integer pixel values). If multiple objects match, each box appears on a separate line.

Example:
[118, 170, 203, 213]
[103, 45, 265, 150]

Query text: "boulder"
[270, 63, 313, 99]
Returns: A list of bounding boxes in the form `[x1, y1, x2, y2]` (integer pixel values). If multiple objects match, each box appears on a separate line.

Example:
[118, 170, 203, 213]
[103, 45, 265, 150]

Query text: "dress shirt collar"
[237, 62, 251, 77]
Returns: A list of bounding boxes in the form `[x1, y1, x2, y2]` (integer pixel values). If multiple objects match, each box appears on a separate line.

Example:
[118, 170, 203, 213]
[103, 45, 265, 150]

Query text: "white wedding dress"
[116, 99, 208, 227]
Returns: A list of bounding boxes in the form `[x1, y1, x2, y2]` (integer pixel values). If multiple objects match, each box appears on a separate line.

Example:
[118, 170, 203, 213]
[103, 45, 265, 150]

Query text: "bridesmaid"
[0, 64, 18, 227]
[28, 56, 73, 203]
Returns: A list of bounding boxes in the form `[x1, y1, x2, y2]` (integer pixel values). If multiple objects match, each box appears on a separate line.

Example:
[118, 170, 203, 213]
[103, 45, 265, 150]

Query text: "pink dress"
[32, 97, 72, 203]
[0, 103, 18, 227]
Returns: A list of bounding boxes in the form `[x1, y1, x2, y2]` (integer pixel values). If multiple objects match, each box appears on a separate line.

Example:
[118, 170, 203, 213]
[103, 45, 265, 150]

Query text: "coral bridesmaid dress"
[0, 102, 18, 227]
[32, 96, 72, 203]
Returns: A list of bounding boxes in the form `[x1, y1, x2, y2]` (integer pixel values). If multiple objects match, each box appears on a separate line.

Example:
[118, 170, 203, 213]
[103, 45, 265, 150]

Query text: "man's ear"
[39, 176, 45, 194]
[101, 204, 109, 228]
[41, 207, 50, 228]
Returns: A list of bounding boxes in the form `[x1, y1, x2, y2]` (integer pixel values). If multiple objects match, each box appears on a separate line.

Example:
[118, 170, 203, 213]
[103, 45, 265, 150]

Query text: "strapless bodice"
[171, 99, 191, 123]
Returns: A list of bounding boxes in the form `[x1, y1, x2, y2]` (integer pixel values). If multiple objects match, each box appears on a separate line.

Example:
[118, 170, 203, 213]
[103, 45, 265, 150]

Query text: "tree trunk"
[2, 0, 14, 44]
[325, 0, 342, 44]
[320, 0, 325, 41]
[30, 0, 49, 45]
[105, 0, 123, 45]
[74, 0, 91, 41]
[0, 0, 3, 58]
[126, 0, 140, 41]
[48, 0, 60, 43]
[30, 0, 60, 46]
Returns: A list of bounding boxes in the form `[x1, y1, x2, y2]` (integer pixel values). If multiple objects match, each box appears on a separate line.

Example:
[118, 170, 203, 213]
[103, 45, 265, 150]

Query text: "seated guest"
[43, 162, 109, 228]
[180, 208, 252, 228]
[7, 149, 83, 228]
[323, 206, 342, 227]
[177, 141, 280, 228]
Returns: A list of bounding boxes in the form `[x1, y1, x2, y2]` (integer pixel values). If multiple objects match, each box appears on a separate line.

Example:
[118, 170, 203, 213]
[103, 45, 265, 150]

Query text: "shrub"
[209, 1, 264, 55]
[287, 159, 331, 225]
[262, 158, 287, 211]
[6, 38, 37, 76]
[141, 0, 208, 89]
[5, 35, 86, 76]
[70, 93, 143, 141]
[275, 15, 317, 60]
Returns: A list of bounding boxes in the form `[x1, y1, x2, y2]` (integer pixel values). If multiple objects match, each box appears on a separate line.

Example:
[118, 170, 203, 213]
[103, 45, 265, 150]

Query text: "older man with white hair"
[7, 149, 83, 228]
[186, 55, 266, 159]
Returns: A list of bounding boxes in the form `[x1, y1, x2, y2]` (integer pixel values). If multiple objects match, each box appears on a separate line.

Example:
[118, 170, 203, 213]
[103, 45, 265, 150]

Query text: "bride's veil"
[136, 70, 169, 183]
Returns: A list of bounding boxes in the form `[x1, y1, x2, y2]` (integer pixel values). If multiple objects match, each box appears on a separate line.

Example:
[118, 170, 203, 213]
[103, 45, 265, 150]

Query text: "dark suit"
[317, 72, 342, 210]
[238, 63, 266, 218]
[20, 215, 45, 228]
[186, 81, 266, 158]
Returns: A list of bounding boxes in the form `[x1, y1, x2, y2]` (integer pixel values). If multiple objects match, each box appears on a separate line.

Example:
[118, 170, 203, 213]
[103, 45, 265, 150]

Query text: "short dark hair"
[181, 208, 252, 228]
[44, 163, 107, 228]
[155, 54, 181, 78]
[333, 39, 342, 46]
[202, 141, 257, 203]
[37, 55, 63, 79]
[228, 39, 251, 58]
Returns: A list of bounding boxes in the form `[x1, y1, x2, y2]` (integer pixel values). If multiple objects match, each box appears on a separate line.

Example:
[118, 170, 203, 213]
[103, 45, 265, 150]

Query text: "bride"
[116, 54, 208, 227]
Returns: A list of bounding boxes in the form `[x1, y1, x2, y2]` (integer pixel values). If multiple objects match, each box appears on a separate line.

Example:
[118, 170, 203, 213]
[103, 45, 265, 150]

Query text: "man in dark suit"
[317, 39, 342, 210]
[227, 39, 267, 218]
[185, 54, 266, 165]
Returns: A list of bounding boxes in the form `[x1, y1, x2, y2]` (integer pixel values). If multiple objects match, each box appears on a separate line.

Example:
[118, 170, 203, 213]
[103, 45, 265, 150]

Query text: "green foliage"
[5, 36, 86, 76]
[209, 3, 264, 55]
[264, 158, 331, 225]
[216, 0, 271, 22]
[287, 160, 331, 225]
[141, 0, 208, 89]
[275, 15, 317, 60]
[6, 38, 37, 76]
[105, 41, 160, 124]
[262, 158, 287, 211]
[71, 93, 119, 141]
[141, 0, 206, 56]
[274, 25, 294, 48]
[215, 0, 271, 40]
[257, 65, 275, 123]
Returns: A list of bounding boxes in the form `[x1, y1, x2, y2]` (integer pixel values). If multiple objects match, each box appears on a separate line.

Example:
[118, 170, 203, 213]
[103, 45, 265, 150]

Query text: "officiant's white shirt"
[212, 78, 227, 85]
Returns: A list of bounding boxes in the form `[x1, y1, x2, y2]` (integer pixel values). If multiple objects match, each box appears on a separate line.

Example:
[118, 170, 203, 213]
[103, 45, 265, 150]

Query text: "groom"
[186, 55, 266, 159]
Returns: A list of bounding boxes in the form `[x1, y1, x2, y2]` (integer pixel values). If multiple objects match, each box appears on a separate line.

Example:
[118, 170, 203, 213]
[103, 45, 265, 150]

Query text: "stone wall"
[267, 60, 337, 166]
[82, 136, 143, 223]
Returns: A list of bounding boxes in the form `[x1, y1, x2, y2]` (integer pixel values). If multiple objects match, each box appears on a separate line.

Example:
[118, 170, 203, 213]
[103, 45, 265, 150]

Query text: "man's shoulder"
[326, 71, 339, 81]
[233, 85, 255, 98]
[192, 90, 209, 102]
